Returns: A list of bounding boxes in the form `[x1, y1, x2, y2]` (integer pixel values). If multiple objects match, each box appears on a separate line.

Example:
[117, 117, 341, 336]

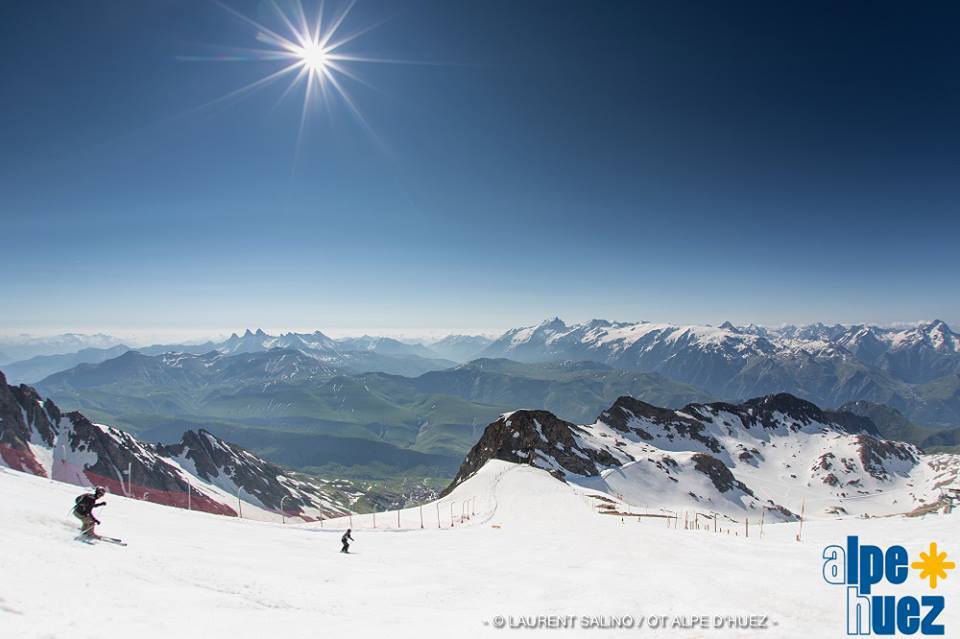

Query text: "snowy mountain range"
[141, 329, 492, 363]
[0, 371, 357, 520]
[0, 329, 482, 384]
[446, 393, 960, 520]
[134, 328, 460, 378]
[480, 318, 960, 426]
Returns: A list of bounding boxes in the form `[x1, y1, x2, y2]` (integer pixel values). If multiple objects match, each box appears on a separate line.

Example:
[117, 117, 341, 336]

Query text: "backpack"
[74, 495, 90, 515]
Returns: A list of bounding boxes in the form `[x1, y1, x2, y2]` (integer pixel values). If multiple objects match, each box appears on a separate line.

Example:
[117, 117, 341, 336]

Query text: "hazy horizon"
[1, 316, 956, 349]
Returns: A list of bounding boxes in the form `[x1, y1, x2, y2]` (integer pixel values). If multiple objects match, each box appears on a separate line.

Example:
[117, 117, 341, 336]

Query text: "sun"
[186, 0, 408, 155]
[298, 43, 329, 74]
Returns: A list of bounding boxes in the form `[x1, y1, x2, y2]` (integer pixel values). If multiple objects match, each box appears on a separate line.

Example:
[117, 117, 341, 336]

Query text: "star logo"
[911, 542, 956, 589]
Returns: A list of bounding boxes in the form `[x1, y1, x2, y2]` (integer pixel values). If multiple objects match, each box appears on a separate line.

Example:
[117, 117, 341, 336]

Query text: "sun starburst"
[911, 542, 955, 589]
[186, 0, 404, 156]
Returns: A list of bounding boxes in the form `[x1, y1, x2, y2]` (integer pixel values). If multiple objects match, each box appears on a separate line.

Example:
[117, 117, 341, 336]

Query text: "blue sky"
[2, 0, 958, 339]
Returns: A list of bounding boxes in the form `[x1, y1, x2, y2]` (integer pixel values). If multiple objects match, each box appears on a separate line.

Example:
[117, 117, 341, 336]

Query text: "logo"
[822, 536, 954, 635]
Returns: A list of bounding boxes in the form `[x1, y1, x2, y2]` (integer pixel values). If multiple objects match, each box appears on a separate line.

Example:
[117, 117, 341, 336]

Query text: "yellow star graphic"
[911, 542, 956, 589]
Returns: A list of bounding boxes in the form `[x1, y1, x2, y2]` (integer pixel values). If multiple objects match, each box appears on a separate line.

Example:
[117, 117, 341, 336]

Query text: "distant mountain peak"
[924, 319, 950, 332]
[537, 316, 567, 331]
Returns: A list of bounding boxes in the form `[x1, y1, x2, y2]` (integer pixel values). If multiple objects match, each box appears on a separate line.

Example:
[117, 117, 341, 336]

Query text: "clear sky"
[2, 0, 958, 339]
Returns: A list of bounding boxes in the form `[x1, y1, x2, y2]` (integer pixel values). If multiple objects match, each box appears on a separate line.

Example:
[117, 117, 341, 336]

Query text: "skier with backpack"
[71, 486, 126, 545]
[73, 486, 107, 538]
[341, 528, 354, 553]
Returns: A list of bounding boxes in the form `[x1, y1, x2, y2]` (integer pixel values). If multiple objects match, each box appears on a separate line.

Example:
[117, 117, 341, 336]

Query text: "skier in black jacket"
[341, 528, 354, 553]
[73, 487, 106, 538]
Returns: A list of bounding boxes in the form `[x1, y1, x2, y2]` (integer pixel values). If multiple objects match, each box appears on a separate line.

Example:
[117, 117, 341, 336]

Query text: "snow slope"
[2, 461, 957, 638]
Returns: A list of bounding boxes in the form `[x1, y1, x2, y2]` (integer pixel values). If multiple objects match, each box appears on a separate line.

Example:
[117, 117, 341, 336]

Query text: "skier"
[341, 528, 354, 553]
[73, 486, 107, 538]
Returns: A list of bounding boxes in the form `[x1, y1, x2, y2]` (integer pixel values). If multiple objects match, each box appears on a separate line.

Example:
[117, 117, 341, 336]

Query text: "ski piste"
[2, 452, 958, 638]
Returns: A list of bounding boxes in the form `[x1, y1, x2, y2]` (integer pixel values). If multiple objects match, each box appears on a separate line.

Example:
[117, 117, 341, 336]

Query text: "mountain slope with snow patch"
[0, 371, 356, 520]
[446, 394, 960, 520]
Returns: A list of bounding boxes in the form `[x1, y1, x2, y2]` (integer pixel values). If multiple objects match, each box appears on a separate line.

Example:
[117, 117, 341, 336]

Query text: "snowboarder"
[341, 528, 354, 553]
[73, 486, 107, 538]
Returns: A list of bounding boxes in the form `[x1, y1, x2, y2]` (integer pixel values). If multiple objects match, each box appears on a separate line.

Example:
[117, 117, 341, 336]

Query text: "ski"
[74, 534, 126, 546]
[97, 536, 127, 546]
